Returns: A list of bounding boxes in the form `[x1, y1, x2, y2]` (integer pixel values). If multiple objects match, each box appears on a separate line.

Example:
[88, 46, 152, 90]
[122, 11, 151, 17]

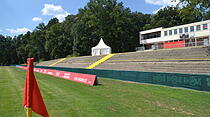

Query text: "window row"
[164, 23, 208, 36]
[142, 32, 161, 40]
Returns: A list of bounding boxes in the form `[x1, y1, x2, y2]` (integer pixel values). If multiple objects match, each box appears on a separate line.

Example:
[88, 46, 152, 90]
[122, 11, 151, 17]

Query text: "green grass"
[0, 66, 210, 117]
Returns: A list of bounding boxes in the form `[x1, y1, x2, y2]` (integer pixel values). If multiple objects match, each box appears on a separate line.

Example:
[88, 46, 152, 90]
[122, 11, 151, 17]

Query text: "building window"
[164, 31, 168, 36]
[196, 25, 201, 31]
[169, 30, 172, 35]
[174, 29, 177, 35]
[179, 28, 183, 34]
[142, 31, 161, 40]
[203, 24, 208, 30]
[190, 26, 194, 32]
[184, 27, 188, 33]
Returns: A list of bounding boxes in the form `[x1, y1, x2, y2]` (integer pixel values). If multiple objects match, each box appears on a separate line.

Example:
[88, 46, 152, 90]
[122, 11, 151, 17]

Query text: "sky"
[0, 0, 179, 37]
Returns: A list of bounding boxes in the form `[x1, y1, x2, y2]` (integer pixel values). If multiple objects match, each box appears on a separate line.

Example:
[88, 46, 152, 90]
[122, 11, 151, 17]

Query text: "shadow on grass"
[95, 83, 103, 86]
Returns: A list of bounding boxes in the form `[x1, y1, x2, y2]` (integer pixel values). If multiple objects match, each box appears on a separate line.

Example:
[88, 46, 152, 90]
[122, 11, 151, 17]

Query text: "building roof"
[140, 27, 163, 35]
[163, 20, 210, 31]
[140, 20, 210, 34]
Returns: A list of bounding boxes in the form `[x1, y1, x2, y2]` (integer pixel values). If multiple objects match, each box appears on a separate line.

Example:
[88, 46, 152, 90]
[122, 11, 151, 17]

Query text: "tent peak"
[91, 38, 111, 56]
[93, 38, 110, 49]
[99, 38, 105, 45]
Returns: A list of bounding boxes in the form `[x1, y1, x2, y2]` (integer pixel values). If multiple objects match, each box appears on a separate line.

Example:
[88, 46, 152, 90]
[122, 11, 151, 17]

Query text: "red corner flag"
[23, 58, 49, 117]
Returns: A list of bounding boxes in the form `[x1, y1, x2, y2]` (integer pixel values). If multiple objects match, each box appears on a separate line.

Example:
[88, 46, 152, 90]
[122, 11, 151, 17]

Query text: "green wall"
[20, 65, 210, 91]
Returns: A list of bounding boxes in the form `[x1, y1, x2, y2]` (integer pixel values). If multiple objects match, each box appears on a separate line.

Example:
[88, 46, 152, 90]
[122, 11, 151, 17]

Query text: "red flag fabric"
[23, 58, 49, 117]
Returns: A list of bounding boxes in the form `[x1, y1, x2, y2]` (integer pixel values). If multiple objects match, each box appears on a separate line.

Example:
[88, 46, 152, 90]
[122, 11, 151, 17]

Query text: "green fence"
[20, 65, 210, 91]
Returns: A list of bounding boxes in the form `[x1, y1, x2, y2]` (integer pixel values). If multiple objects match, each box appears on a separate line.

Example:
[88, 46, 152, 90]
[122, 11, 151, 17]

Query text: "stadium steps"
[52, 55, 106, 68]
[37, 46, 210, 75]
[95, 61, 210, 75]
[37, 58, 63, 66]
[109, 47, 210, 60]
[95, 47, 210, 75]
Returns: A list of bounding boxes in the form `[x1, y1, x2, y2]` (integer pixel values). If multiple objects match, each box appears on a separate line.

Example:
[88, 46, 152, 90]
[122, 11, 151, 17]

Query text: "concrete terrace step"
[43, 55, 106, 67]
[110, 46, 210, 60]
[95, 61, 210, 74]
[101, 61, 210, 67]
[53, 62, 91, 68]
[95, 66, 210, 75]
[110, 53, 210, 60]
[37, 58, 63, 66]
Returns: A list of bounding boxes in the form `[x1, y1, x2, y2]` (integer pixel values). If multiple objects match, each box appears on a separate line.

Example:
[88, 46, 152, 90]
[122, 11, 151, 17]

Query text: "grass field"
[0, 67, 210, 117]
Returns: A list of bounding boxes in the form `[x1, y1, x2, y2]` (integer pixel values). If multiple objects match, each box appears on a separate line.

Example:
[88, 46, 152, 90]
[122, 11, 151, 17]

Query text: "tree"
[0, 35, 17, 65]
[149, 7, 182, 28]
[29, 31, 48, 61]
[46, 18, 59, 29]
[14, 32, 32, 63]
[179, 0, 210, 20]
[63, 15, 76, 55]
[178, 6, 201, 24]
[34, 23, 46, 31]
[72, 0, 148, 55]
[204, 10, 210, 20]
[45, 23, 73, 59]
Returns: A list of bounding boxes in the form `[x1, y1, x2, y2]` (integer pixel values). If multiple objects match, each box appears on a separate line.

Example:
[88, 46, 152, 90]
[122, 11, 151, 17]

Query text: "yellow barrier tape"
[86, 54, 116, 69]
[49, 58, 67, 66]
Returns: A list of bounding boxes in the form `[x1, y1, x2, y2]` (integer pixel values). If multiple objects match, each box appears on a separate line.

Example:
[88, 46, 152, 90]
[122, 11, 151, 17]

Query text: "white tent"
[91, 38, 111, 56]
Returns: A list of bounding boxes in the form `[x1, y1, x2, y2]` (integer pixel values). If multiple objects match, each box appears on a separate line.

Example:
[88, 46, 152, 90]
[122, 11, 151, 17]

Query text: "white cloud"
[41, 4, 70, 22]
[32, 17, 42, 22]
[145, 0, 179, 6]
[145, 0, 179, 14]
[6, 28, 31, 34]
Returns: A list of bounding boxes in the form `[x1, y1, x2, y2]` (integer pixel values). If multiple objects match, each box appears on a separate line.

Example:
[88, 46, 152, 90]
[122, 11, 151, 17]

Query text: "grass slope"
[0, 66, 210, 117]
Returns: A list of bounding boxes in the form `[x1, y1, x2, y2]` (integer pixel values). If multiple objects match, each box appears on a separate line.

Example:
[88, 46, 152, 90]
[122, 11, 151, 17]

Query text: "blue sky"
[0, 0, 178, 37]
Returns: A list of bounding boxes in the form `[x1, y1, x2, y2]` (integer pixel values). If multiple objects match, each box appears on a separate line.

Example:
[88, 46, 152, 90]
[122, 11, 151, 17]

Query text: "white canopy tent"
[91, 38, 111, 56]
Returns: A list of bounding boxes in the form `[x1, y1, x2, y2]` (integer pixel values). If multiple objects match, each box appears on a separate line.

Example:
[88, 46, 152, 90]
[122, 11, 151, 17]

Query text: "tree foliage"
[71, 0, 146, 54]
[0, 0, 208, 65]
[150, 7, 182, 28]
[179, 0, 210, 20]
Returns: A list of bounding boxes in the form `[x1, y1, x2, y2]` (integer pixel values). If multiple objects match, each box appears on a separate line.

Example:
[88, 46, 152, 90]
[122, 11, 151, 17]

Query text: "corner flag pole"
[26, 107, 32, 117]
[23, 58, 49, 117]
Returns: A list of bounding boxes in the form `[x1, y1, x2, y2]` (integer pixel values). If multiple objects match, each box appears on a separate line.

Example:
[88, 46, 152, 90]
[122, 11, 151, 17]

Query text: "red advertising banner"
[17, 66, 97, 86]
